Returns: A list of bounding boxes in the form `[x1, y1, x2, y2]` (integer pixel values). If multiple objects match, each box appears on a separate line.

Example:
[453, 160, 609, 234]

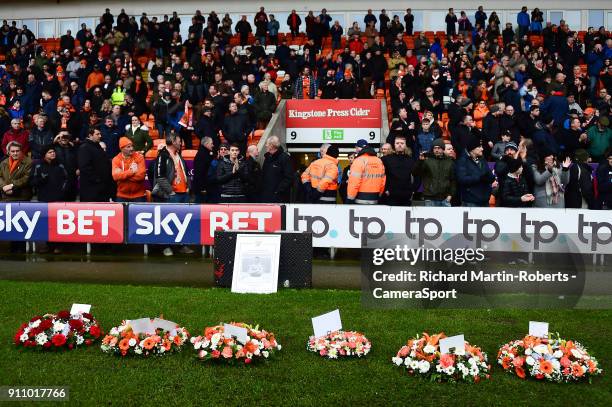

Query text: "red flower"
[43, 342, 52, 348]
[14, 331, 23, 345]
[56, 310, 70, 319]
[51, 334, 67, 347]
[89, 326, 101, 338]
[82, 313, 93, 320]
[39, 319, 53, 330]
[85, 339, 92, 346]
[30, 316, 42, 323]
[69, 319, 84, 332]
[211, 350, 221, 358]
[68, 343, 74, 350]
[244, 358, 252, 364]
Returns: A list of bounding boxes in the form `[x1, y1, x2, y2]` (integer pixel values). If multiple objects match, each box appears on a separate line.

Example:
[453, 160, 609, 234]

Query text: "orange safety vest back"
[347, 152, 386, 204]
[301, 154, 339, 202]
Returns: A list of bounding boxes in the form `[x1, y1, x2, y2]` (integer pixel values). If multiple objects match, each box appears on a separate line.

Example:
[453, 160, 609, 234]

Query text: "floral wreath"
[101, 320, 189, 357]
[498, 334, 603, 383]
[392, 332, 490, 383]
[191, 322, 281, 364]
[307, 330, 371, 359]
[14, 310, 102, 350]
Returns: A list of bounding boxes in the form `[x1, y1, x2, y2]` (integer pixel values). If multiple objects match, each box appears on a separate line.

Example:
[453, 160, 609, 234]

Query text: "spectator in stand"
[557, 117, 589, 157]
[254, 82, 277, 127]
[268, 15, 280, 46]
[458, 11, 472, 38]
[2, 119, 29, 159]
[498, 156, 535, 207]
[124, 116, 152, 155]
[404, 9, 414, 36]
[532, 153, 571, 208]
[587, 116, 612, 162]
[223, 102, 250, 153]
[413, 139, 456, 206]
[294, 67, 318, 99]
[382, 135, 416, 206]
[260, 135, 293, 203]
[192, 136, 215, 203]
[111, 137, 146, 202]
[245, 145, 262, 202]
[330, 21, 343, 51]
[380, 143, 393, 157]
[445, 8, 458, 39]
[531, 8, 544, 33]
[287, 10, 302, 39]
[455, 138, 496, 207]
[301, 144, 339, 203]
[0, 141, 32, 202]
[78, 127, 115, 202]
[596, 149, 612, 209]
[216, 143, 249, 203]
[235, 16, 252, 46]
[517, 7, 530, 39]
[53, 132, 78, 201]
[565, 149, 595, 209]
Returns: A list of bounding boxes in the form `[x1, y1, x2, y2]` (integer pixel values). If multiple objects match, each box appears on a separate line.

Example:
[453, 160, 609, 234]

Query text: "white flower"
[19, 333, 28, 342]
[35, 333, 48, 345]
[262, 351, 269, 358]
[533, 344, 549, 354]
[468, 357, 477, 366]
[277, 344, 282, 351]
[159, 346, 165, 353]
[30, 319, 41, 329]
[526, 356, 535, 366]
[193, 341, 201, 350]
[53, 321, 65, 333]
[454, 347, 466, 356]
[135, 347, 143, 355]
[110, 327, 119, 336]
[423, 344, 436, 354]
[410, 351, 416, 358]
[553, 350, 563, 358]
[524, 348, 533, 355]
[418, 360, 430, 373]
[190, 337, 197, 344]
[410, 360, 419, 370]
[76, 335, 84, 345]
[551, 359, 560, 371]
[211, 333, 221, 345]
[128, 338, 137, 347]
[404, 357, 412, 366]
[436, 364, 443, 372]
[470, 367, 480, 376]
[571, 349, 584, 359]
[445, 366, 455, 375]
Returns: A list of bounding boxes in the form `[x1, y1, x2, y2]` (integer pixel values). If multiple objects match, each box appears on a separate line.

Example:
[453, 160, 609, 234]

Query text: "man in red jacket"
[1, 119, 29, 158]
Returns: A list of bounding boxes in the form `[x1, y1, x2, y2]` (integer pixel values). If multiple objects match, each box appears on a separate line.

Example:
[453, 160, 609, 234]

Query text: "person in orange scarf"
[86, 65, 105, 91]
[178, 99, 195, 149]
[473, 100, 490, 129]
[0, 141, 32, 202]
[112, 137, 146, 202]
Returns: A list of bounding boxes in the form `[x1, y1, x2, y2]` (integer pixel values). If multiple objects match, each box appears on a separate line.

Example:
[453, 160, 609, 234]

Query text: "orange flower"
[502, 357, 511, 369]
[163, 340, 172, 351]
[440, 353, 454, 368]
[539, 360, 554, 375]
[222, 346, 234, 358]
[523, 336, 542, 348]
[572, 363, 584, 377]
[515, 366, 526, 379]
[244, 341, 258, 354]
[398, 346, 410, 357]
[142, 337, 156, 350]
[587, 360, 597, 373]
[173, 335, 182, 345]
[102, 335, 113, 345]
[119, 338, 130, 351]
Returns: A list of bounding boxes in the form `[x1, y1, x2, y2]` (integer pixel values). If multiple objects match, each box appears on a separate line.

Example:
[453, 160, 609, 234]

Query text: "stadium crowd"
[0, 5, 611, 226]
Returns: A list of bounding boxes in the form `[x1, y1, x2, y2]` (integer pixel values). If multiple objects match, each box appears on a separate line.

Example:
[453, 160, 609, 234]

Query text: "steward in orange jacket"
[346, 146, 386, 204]
[301, 145, 339, 203]
[112, 137, 146, 201]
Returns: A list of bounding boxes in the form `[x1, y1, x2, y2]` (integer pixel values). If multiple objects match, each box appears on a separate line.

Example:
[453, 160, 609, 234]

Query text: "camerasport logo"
[200, 205, 282, 245]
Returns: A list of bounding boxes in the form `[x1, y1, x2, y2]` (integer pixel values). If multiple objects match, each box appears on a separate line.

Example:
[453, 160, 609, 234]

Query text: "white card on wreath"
[153, 318, 178, 332]
[224, 324, 248, 344]
[70, 303, 91, 315]
[440, 334, 465, 354]
[529, 321, 549, 338]
[312, 309, 342, 338]
[130, 318, 156, 335]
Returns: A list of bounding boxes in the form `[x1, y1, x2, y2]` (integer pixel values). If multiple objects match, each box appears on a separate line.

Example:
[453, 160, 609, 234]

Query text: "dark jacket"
[455, 151, 495, 205]
[381, 153, 417, 204]
[565, 162, 595, 209]
[77, 139, 114, 202]
[151, 146, 189, 199]
[54, 144, 78, 200]
[500, 174, 532, 207]
[223, 112, 249, 146]
[412, 155, 456, 200]
[192, 145, 215, 194]
[482, 113, 501, 145]
[28, 126, 54, 160]
[596, 161, 612, 209]
[216, 156, 249, 198]
[451, 124, 481, 153]
[253, 90, 277, 121]
[245, 156, 262, 201]
[30, 159, 68, 202]
[260, 146, 293, 202]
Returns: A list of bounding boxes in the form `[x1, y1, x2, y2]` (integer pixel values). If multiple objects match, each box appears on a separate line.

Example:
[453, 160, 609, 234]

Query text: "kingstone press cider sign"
[286, 100, 382, 144]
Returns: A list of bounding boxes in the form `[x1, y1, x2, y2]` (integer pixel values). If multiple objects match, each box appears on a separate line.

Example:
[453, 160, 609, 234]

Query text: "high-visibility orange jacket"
[112, 152, 146, 199]
[347, 150, 386, 204]
[301, 154, 338, 202]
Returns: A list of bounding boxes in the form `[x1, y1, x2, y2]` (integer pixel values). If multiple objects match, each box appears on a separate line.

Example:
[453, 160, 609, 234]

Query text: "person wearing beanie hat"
[499, 157, 534, 207]
[455, 131, 496, 207]
[111, 134, 146, 202]
[413, 137, 456, 206]
[30, 144, 67, 203]
[356, 139, 368, 152]
[301, 143, 339, 203]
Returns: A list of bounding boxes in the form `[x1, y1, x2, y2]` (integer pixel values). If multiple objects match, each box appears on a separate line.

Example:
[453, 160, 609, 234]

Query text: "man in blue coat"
[517, 7, 530, 38]
[455, 138, 496, 207]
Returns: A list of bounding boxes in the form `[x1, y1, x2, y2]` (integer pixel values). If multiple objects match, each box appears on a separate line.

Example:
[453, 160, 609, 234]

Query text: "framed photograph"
[231, 234, 281, 294]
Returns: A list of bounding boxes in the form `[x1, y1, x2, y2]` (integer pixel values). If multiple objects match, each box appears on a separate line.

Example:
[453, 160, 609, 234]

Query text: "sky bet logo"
[0, 203, 47, 240]
[128, 204, 200, 244]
